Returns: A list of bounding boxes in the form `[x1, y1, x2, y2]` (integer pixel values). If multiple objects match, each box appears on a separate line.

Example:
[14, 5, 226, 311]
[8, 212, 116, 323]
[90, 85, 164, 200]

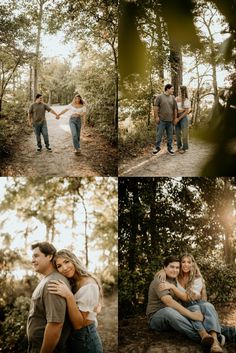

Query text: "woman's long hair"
[179, 253, 206, 300]
[180, 86, 188, 108]
[53, 249, 103, 303]
[72, 93, 84, 105]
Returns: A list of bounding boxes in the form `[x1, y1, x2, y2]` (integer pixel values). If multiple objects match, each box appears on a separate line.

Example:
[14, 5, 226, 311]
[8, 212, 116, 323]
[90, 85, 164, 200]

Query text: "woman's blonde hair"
[179, 253, 206, 300]
[54, 249, 103, 303]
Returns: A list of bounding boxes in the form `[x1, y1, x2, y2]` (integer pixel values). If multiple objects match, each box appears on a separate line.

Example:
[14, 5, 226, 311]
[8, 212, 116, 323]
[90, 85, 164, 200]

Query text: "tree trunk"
[169, 40, 183, 97]
[33, 0, 44, 98]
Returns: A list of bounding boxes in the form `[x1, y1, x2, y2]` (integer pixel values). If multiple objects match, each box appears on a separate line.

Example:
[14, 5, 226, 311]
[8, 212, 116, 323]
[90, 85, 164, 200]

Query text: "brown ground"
[119, 303, 236, 353]
[0, 106, 117, 177]
[119, 137, 215, 177]
[99, 291, 118, 353]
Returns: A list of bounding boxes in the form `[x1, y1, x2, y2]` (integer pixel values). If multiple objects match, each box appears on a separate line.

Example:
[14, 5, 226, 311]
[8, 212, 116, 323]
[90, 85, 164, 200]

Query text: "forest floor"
[119, 303, 236, 353]
[0, 105, 117, 177]
[119, 135, 215, 177]
[99, 290, 118, 353]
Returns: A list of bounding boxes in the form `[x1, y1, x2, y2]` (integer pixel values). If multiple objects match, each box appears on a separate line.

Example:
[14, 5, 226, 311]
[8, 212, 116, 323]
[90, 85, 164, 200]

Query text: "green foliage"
[0, 296, 30, 353]
[100, 264, 118, 295]
[199, 255, 236, 303]
[119, 177, 236, 318]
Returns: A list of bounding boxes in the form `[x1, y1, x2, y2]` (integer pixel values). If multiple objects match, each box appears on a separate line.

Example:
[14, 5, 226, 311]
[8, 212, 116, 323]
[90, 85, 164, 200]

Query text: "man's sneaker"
[46, 146, 52, 151]
[74, 148, 81, 154]
[168, 149, 175, 155]
[152, 147, 161, 155]
[37, 147, 42, 152]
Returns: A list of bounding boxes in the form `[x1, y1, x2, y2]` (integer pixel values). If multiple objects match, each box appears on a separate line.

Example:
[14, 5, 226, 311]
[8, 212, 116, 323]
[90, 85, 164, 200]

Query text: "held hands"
[174, 118, 179, 125]
[48, 279, 71, 298]
[55, 114, 60, 120]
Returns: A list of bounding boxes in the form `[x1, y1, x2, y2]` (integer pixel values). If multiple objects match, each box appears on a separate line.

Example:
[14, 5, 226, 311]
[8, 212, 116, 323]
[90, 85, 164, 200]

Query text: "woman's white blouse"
[66, 104, 86, 114]
[177, 278, 203, 295]
[74, 283, 100, 326]
[177, 99, 191, 110]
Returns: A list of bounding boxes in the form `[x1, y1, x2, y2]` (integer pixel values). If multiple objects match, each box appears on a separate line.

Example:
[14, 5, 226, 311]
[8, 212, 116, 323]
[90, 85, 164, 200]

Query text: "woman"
[48, 249, 103, 353]
[58, 94, 86, 153]
[157, 254, 224, 353]
[175, 86, 191, 153]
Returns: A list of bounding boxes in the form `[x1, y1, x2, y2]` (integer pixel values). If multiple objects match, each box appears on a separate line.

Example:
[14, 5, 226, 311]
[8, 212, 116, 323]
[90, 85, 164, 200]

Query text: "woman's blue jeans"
[69, 116, 82, 149]
[175, 115, 189, 150]
[67, 323, 103, 353]
[187, 301, 221, 334]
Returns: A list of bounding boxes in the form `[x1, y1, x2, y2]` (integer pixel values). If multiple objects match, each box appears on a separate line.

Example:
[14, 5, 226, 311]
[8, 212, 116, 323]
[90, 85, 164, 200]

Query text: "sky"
[0, 178, 112, 277]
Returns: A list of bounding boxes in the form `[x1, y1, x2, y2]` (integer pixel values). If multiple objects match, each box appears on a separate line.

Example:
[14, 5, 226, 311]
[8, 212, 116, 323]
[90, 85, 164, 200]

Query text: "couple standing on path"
[153, 83, 191, 156]
[28, 93, 86, 154]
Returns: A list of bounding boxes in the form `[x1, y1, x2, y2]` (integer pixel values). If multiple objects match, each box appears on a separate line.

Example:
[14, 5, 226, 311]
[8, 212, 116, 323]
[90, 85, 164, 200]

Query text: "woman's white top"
[177, 278, 203, 295]
[176, 98, 191, 110]
[66, 104, 86, 114]
[74, 283, 100, 326]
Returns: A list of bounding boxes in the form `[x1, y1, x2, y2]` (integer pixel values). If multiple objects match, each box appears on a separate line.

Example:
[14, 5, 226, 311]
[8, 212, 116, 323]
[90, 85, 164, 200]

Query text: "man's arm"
[40, 322, 63, 353]
[49, 109, 60, 119]
[161, 294, 203, 321]
[153, 106, 160, 124]
[28, 113, 32, 126]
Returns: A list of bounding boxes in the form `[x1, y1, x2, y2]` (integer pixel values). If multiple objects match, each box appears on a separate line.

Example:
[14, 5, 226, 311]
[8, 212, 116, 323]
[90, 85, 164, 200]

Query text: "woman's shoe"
[210, 343, 223, 353]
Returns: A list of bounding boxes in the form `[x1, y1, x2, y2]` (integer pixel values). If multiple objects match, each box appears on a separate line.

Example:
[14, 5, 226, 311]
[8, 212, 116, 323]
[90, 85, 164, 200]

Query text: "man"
[152, 84, 177, 155]
[146, 256, 227, 351]
[28, 94, 59, 152]
[27, 242, 71, 353]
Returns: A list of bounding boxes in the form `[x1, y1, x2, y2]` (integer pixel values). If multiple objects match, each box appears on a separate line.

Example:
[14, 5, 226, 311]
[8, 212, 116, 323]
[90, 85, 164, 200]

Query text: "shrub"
[100, 264, 118, 295]
[0, 296, 31, 353]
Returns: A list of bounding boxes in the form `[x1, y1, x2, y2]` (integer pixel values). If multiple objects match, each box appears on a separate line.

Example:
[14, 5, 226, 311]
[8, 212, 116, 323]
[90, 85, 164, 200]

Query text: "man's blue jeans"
[149, 306, 201, 342]
[33, 121, 49, 148]
[69, 116, 82, 149]
[156, 120, 173, 150]
[175, 115, 189, 150]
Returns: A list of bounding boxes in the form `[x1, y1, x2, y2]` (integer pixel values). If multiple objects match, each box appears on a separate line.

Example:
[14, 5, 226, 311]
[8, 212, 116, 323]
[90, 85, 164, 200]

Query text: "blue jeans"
[187, 301, 221, 334]
[156, 120, 173, 150]
[69, 116, 82, 149]
[33, 121, 49, 148]
[149, 306, 201, 342]
[175, 115, 189, 150]
[67, 323, 103, 353]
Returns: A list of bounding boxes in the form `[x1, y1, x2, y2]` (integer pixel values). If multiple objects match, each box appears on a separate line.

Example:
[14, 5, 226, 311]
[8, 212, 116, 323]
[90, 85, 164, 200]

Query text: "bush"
[0, 296, 30, 353]
[100, 264, 118, 296]
[197, 255, 236, 303]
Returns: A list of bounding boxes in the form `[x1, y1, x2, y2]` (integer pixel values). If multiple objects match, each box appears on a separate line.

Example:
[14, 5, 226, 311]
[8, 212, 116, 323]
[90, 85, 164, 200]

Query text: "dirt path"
[0, 105, 117, 177]
[99, 291, 118, 353]
[119, 137, 215, 177]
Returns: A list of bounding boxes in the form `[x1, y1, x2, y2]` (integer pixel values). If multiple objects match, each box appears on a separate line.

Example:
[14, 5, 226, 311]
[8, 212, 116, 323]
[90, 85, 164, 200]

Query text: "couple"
[147, 254, 235, 353]
[27, 242, 103, 353]
[28, 93, 86, 154]
[152, 84, 190, 155]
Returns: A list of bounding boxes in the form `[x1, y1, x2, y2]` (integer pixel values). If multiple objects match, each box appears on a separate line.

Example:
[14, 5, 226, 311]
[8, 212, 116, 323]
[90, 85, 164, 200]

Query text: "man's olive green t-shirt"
[146, 276, 178, 320]
[154, 93, 177, 122]
[27, 271, 71, 353]
[29, 103, 51, 123]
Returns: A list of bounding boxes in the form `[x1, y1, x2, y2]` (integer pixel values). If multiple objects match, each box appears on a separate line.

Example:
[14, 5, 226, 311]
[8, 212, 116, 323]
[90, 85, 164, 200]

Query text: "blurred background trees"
[119, 0, 236, 175]
[0, 176, 118, 352]
[119, 177, 236, 318]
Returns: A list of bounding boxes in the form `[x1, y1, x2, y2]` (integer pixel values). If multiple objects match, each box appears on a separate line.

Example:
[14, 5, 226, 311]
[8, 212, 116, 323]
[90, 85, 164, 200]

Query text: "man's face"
[167, 87, 174, 95]
[164, 261, 180, 278]
[32, 247, 52, 275]
[35, 96, 43, 103]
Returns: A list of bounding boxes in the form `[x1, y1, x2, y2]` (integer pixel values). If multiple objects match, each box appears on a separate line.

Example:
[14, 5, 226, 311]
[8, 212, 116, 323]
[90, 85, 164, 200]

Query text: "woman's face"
[181, 256, 192, 273]
[55, 257, 75, 278]
[74, 96, 81, 104]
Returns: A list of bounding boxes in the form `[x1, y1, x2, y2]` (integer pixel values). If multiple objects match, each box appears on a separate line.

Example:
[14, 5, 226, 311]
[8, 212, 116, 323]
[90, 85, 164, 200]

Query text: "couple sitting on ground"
[147, 254, 235, 353]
